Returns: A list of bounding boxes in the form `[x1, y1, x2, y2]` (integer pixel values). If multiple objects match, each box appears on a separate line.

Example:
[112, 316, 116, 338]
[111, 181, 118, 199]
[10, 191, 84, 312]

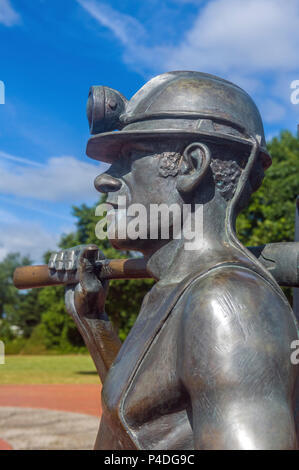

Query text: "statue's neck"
[146, 197, 242, 284]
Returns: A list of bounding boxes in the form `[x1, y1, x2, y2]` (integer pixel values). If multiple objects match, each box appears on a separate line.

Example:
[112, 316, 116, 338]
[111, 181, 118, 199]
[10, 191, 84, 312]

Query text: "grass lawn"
[0, 355, 100, 385]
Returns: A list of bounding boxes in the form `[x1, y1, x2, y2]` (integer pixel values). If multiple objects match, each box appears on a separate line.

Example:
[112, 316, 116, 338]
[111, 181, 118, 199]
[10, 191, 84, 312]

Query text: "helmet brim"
[86, 129, 271, 169]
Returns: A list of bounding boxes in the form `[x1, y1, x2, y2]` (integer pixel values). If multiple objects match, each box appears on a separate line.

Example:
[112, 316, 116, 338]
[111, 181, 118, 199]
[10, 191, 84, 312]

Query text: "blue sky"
[0, 0, 298, 262]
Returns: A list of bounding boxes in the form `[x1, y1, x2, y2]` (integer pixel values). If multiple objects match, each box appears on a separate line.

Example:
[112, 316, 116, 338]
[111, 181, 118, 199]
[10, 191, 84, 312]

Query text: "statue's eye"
[123, 150, 133, 164]
[128, 149, 142, 161]
[120, 146, 132, 160]
[122, 146, 148, 162]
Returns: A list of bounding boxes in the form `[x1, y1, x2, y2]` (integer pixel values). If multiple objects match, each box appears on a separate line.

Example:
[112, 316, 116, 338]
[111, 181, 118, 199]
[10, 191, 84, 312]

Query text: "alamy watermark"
[290, 340, 299, 365]
[290, 80, 299, 105]
[0, 340, 5, 364]
[95, 196, 204, 251]
[0, 81, 5, 104]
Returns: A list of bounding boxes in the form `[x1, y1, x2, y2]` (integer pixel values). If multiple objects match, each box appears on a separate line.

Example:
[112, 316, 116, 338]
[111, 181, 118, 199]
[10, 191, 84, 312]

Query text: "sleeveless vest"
[96, 260, 290, 450]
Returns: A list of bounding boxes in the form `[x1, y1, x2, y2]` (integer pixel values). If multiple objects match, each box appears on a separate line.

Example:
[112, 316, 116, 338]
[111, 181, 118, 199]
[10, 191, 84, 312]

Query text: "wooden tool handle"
[13, 258, 149, 290]
[13, 242, 299, 290]
[13, 265, 61, 290]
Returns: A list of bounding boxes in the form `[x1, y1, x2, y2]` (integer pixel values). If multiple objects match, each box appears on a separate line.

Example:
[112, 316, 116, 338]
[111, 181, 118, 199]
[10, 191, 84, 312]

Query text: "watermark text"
[95, 197, 203, 251]
[0, 81, 5, 104]
[290, 80, 299, 105]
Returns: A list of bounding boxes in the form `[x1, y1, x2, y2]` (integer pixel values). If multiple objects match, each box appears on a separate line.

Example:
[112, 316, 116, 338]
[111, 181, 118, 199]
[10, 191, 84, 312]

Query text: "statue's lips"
[106, 194, 131, 210]
[106, 202, 118, 210]
[106, 205, 118, 225]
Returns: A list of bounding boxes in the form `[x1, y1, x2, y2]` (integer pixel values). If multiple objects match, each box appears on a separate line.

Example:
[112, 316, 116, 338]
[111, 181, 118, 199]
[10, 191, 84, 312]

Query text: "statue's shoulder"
[177, 264, 297, 397]
[179, 263, 291, 324]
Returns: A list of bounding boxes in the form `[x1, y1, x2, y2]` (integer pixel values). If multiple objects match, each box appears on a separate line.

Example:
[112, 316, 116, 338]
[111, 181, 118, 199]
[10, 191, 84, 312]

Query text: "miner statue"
[47, 72, 299, 450]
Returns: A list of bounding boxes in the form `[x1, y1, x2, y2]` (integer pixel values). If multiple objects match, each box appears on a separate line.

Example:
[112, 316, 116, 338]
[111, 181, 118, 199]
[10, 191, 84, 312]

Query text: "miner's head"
[93, 137, 267, 252]
[87, 71, 271, 252]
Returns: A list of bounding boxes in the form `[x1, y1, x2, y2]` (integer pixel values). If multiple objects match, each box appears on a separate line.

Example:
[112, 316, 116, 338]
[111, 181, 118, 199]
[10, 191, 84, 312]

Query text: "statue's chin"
[109, 235, 170, 257]
[108, 236, 140, 251]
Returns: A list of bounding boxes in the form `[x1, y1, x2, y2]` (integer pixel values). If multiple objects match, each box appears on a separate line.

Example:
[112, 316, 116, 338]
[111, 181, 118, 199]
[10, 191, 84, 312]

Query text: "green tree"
[6, 289, 42, 338]
[0, 253, 33, 341]
[38, 285, 84, 351]
[237, 130, 299, 245]
[0, 252, 31, 318]
[237, 130, 299, 303]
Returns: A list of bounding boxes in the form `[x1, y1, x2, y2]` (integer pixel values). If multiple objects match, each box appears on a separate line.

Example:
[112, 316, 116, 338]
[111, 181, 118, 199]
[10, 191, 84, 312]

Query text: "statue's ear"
[176, 142, 211, 194]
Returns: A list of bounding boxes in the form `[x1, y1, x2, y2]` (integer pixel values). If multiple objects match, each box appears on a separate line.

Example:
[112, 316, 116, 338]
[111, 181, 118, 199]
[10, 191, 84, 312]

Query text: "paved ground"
[0, 437, 12, 450]
[0, 385, 102, 450]
[0, 407, 99, 450]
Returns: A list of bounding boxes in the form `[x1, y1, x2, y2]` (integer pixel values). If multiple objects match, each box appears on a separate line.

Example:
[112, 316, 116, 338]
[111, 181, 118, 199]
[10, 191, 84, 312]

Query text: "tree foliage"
[237, 130, 299, 245]
[0, 253, 34, 341]
[0, 253, 31, 318]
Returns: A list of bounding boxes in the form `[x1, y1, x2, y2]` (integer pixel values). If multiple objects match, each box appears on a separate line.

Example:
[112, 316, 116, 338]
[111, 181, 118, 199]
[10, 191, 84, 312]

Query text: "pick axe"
[13, 242, 299, 290]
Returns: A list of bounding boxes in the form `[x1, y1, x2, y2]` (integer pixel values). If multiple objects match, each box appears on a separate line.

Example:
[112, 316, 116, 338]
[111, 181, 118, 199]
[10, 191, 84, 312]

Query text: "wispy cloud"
[0, 195, 74, 222]
[0, 150, 43, 167]
[77, 0, 299, 75]
[77, 0, 145, 46]
[0, 153, 105, 203]
[164, 0, 299, 74]
[0, 211, 59, 262]
[0, 0, 20, 27]
[77, 0, 151, 74]
[261, 99, 286, 124]
[77, 0, 299, 129]
[0, 151, 106, 261]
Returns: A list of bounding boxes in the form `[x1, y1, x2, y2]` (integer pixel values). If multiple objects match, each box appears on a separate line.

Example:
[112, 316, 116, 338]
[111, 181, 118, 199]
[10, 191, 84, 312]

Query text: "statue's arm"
[65, 286, 121, 383]
[178, 268, 298, 449]
[50, 245, 122, 383]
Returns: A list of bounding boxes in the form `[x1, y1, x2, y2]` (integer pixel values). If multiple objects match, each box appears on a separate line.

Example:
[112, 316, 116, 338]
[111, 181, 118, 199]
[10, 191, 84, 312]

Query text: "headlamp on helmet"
[86, 86, 127, 135]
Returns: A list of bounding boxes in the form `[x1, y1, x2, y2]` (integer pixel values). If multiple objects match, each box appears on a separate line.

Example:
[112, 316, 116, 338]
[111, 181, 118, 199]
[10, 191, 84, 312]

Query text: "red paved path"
[0, 384, 102, 417]
[0, 438, 13, 450]
[0, 384, 102, 450]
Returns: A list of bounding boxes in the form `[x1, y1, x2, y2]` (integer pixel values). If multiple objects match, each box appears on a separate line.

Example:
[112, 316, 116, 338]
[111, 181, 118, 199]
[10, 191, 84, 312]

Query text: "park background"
[0, 1, 298, 448]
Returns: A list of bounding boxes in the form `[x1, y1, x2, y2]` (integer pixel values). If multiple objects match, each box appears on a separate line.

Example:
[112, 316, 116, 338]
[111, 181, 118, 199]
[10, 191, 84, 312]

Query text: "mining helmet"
[86, 71, 271, 169]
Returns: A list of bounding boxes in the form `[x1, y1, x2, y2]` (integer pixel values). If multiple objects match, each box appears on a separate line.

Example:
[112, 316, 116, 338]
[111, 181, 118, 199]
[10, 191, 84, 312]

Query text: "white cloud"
[222, 74, 264, 95]
[0, 207, 18, 224]
[0, 195, 74, 222]
[0, 213, 59, 263]
[0, 152, 106, 262]
[0, 152, 106, 203]
[78, 0, 299, 128]
[0, 150, 43, 167]
[260, 99, 286, 124]
[77, 0, 145, 46]
[77, 0, 156, 76]
[0, 0, 20, 27]
[78, 0, 299, 75]
[165, 0, 299, 73]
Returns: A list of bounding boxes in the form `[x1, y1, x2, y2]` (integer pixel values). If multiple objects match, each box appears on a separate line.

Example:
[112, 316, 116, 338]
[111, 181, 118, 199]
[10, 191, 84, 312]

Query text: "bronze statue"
[39, 72, 299, 449]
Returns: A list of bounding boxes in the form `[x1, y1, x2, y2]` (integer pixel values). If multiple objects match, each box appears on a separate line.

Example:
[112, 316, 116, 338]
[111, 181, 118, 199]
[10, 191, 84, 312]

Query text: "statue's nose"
[94, 173, 122, 193]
